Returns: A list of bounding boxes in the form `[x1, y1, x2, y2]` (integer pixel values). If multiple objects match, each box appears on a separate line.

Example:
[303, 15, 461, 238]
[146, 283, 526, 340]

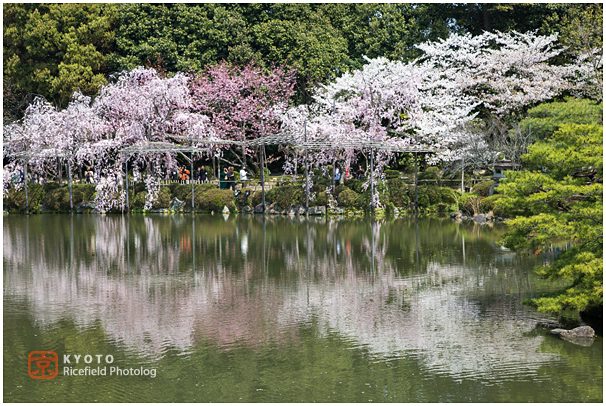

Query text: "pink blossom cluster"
[4, 31, 587, 209]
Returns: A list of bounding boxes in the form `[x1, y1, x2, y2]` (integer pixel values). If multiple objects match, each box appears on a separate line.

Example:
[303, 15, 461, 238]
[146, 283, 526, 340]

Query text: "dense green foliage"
[265, 185, 304, 208]
[3, 178, 474, 215]
[472, 180, 497, 197]
[196, 188, 237, 212]
[386, 179, 412, 208]
[4, 3, 600, 109]
[3, 3, 117, 108]
[480, 195, 508, 218]
[4, 183, 98, 213]
[515, 98, 603, 141]
[133, 187, 171, 210]
[4, 183, 44, 213]
[499, 124, 603, 313]
[337, 188, 357, 207]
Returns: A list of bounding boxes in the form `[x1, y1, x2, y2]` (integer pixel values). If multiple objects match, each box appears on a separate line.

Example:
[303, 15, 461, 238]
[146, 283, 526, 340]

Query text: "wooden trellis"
[8, 130, 440, 215]
[245, 131, 439, 213]
[9, 147, 73, 214]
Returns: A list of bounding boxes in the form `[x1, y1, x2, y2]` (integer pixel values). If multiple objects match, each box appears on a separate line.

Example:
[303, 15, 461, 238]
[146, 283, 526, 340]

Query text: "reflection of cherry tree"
[413, 262, 558, 378]
[5, 215, 559, 380]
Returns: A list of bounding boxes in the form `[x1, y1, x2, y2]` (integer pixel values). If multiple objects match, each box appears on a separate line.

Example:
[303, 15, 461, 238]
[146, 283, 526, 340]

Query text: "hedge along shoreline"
[3, 178, 509, 217]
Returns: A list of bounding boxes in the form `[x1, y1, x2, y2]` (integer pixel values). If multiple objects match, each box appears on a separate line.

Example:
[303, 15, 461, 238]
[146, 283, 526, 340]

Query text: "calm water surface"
[3, 214, 602, 402]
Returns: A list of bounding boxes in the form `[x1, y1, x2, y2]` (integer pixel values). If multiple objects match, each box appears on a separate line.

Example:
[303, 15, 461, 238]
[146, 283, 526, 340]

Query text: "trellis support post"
[304, 120, 309, 214]
[24, 158, 29, 215]
[191, 136, 195, 212]
[370, 149, 375, 215]
[125, 157, 129, 212]
[415, 149, 418, 214]
[68, 160, 73, 213]
[261, 121, 266, 214]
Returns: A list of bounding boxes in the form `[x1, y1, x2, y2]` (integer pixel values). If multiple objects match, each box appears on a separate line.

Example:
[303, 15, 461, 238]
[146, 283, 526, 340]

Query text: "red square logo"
[28, 351, 58, 379]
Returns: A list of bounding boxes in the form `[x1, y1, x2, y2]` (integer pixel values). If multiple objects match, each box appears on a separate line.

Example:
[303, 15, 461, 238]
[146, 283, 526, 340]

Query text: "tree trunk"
[481, 3, 491, 32]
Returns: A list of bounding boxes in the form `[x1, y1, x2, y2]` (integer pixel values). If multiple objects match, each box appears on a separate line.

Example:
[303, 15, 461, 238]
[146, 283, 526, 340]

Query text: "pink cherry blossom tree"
[415, 30, 574, 116]
[188, 61, 297, 176]
[3, 91, 104, 194]
[88, 67, 203, 210]
[3, 30, 587, 211]
[4, 97, 59, 192]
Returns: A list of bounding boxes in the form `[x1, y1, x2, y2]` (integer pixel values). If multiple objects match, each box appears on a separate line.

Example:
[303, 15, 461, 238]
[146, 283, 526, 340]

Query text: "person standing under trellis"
[85, 167, 93, 183]
[239, 167, 247, 188]
[219, 167, 228, 189]
[227, 167, 236, 190]
[357, 165, 365, 180]
[179, 166, 190, 183]
[170, 166, 179, 182]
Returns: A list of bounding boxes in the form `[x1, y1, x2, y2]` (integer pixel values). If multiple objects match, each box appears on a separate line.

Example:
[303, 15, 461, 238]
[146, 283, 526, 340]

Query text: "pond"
[3, 214, 602, 402]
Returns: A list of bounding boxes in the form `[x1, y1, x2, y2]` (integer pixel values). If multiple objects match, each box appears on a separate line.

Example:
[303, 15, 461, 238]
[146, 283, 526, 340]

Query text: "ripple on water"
[3, 215, 603, 403]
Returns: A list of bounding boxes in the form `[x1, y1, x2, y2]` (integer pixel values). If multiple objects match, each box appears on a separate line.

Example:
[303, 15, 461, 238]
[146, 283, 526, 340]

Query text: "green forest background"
[3, 3, 601, 117]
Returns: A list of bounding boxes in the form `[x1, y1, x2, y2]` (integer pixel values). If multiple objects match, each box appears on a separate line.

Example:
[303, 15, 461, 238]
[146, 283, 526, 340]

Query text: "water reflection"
[2, 215, 579, 383]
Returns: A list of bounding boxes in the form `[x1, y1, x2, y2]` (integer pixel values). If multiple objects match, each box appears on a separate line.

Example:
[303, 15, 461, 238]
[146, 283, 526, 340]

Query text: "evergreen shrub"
[473, 180, 497, 197]
[438, 187, 458, 204]
[197, 189, 236, 212]
[460, 193, 483, 216]
[344, 179, 365, 193]
[42, 187, 71, 212]
[133, 187, 171, 210]
[43, 182, 60, 193]
[338, 188, 357, 207]
[480, 194, 509, 216]
[5, 183, 44, 213]
[266, 185, 304, 207]
[169, 184, 192, 201]
[314, 191, 328, 206]
[134, 182, 146, 194]
[386, 178, 410, 207]
[435, 203, 449, 212]
[251, 191, 262, 207]
[384, 169, 400, 179]
[417, 186, 441, 205]
[355, 190, 370, 209]
[41, 184, 96, 212]
[334, 184, 349, 196]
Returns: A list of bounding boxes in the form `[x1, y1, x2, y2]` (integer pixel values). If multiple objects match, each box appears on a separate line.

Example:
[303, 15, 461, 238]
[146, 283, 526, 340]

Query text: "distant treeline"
[4, 3, 600, 117]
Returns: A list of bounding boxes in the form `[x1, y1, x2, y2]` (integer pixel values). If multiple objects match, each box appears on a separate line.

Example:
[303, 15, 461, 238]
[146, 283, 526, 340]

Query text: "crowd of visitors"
[9, 162, 367, 192]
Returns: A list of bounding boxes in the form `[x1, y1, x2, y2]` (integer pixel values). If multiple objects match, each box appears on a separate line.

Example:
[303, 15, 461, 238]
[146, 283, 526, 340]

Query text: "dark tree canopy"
[4, 3, 601, 111]
[3, 3, 118, 108]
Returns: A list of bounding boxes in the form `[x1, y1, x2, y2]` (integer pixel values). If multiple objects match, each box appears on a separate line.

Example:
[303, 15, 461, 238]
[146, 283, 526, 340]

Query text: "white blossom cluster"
[4, 30, 593, 210]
